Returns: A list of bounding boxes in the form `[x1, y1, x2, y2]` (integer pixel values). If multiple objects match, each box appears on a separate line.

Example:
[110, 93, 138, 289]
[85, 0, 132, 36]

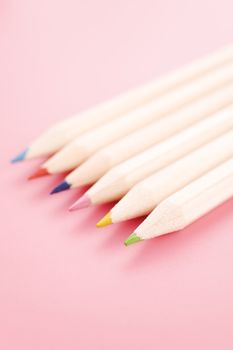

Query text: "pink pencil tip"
[69, 194, 91, 211]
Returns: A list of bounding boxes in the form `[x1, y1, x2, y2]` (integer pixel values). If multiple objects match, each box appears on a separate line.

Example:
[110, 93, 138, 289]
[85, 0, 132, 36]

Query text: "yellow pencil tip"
[96, 212, 112, 227]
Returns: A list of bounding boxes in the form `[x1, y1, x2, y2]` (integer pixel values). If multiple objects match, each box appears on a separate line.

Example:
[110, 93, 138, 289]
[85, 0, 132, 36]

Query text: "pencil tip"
[50, 180, 71, 194]
[69, 194, 91, 211]
[124, 233, 142, 246]
[28, 167, 49, 180]
[11, 148, 28, 163]
[96, 212, 112, 227]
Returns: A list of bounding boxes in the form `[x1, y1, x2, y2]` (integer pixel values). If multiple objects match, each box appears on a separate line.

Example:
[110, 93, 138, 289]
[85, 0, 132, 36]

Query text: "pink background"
[1, 0, 233, 349]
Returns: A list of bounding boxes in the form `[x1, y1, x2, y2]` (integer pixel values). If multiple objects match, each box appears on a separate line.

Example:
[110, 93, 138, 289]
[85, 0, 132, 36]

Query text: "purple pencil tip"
[50, 180, 71, 194]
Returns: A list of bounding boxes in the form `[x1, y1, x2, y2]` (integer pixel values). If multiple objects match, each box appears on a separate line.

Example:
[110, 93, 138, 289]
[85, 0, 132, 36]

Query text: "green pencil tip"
[124, 233, 142, 247]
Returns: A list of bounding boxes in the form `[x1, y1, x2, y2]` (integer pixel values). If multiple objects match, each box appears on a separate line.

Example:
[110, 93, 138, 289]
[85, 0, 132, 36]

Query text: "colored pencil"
[12, 44, 233, 162]
[53, 79, 233, 193]
[31, 62, 233, 177]
[70, 103, 233, 210]
[97, 129, 233, 226]
[125, 158, 233, 245]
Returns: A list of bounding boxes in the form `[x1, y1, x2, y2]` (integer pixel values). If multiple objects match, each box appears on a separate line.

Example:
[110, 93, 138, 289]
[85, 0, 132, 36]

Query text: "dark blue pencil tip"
[11, 148, 28, 163]
[50, 180, 71, 194]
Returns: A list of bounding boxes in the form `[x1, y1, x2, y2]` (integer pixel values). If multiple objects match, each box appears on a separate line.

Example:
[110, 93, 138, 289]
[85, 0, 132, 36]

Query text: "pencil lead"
[69, 194, 91, 211]
[28, 167, 49, 180]
[96, 212, 112, 227]
[124, 233, 142, 246]
[50, 180, 71, 194]
[11, 148, 28, 163]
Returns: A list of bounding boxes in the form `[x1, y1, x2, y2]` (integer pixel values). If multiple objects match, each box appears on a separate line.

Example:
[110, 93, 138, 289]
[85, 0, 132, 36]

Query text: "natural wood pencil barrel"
[65, 86, 233, 188]
[110, 129, 233, 223]
[78, 102, 233, 206]
[24, 44, 233, 159]
[43, 62, 233, 173]
[132, 158, 233, 241]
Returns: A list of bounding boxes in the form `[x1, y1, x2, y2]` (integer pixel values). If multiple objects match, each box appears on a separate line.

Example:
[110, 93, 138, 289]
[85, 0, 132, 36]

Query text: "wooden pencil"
[125, 158, 233, 246]
[97, 129, 233, 226]
[70, 103, 233, 210]
[53, 83, 233, 193]
[12, 44, 233, 162]
[31, 62, 233, 178]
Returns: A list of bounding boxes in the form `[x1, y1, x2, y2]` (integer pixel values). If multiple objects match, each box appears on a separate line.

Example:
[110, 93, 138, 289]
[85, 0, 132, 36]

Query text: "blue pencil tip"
[11, 148, 29, 163]
[50, 181, 71, 194]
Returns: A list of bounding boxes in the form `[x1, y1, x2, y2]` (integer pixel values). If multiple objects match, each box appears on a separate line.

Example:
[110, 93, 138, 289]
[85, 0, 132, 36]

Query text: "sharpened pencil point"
[124, 233, 142, 246]
[96, 212, 112, 227]
[11, 148, 28, 163]
[50, 180, 71, 194]
[28, 167, 49, 180]
[69, 194, 91, 211]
